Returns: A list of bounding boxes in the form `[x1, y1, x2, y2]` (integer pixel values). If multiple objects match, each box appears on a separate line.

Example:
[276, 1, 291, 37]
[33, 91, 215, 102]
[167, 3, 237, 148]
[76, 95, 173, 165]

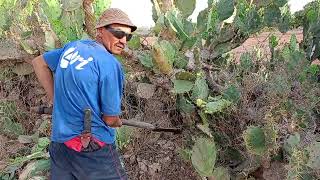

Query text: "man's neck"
[96, 38, 113, 54]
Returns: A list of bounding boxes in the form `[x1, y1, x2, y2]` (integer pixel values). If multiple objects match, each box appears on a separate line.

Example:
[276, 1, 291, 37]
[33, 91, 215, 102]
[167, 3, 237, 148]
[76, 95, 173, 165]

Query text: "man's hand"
[311, 59, 320, 66]
[102, 115, 122, 128]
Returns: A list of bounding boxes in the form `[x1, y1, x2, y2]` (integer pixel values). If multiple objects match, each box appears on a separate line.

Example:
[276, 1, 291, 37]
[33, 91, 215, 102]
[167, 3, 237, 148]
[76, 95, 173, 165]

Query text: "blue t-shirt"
[43, 40, 124, 144]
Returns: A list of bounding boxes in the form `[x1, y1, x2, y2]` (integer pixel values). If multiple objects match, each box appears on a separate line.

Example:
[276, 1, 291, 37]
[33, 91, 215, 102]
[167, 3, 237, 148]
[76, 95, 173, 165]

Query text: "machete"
[33, 106, 182, 134]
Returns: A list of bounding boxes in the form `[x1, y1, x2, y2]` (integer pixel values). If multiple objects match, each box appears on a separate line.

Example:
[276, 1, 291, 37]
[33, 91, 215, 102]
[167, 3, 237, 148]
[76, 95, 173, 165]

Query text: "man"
[32, 8, 136, 180]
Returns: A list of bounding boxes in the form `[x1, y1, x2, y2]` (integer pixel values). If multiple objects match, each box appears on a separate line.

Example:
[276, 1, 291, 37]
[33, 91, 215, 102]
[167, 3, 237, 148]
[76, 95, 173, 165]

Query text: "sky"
[111, 0, 316, 28]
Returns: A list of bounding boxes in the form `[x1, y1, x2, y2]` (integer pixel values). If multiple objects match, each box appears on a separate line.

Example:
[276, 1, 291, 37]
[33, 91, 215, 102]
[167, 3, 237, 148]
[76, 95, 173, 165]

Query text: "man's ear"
[96, 27, 104, 38]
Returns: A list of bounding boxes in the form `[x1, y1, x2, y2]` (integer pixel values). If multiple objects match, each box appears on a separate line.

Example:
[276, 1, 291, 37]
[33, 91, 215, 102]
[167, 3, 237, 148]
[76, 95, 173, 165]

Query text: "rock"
[18, 135, 33, 144]
[18, 160, 49, 180]
[12, 62, 34, 76]
[157, 140, 175, 150]
[149, 162, 161, 176]
[129, 155, 136, 165]
[0, 40, 33, 63]
[159, 156, 171, 165]
[19, 161, 38, 180]
[137, 83, 156, 99]
[137, 158, 149, 173]
[262, 162, 286, 180]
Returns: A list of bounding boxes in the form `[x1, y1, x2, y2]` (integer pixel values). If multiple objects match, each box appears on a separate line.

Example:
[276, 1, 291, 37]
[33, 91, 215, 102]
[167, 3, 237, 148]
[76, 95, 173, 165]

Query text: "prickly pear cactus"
[307, 142, 320, 170]
[174, 0, 196, 18]
[243, 126, 267, 156]
[191, 137, 217, 177]
[151, 40, 175, 75]
[212, 166, 230, 180]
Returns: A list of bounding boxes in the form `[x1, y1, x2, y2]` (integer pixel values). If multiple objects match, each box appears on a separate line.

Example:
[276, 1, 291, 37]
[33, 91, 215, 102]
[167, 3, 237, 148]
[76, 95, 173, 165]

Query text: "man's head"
[96, 8, 137, 55]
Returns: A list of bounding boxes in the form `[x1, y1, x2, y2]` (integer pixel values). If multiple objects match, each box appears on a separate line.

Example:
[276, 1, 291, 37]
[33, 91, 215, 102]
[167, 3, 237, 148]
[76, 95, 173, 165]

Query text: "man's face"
[98, 24, 132, 55]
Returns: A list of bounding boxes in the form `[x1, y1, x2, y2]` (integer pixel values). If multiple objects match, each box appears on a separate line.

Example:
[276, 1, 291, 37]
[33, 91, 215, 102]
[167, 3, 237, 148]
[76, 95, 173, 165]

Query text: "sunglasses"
[106, 27, 133, 41]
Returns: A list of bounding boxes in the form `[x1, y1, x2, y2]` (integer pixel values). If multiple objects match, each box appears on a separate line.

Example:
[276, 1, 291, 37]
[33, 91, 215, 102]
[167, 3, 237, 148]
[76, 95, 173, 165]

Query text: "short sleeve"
[99, 61, 124, 116]
[43, 47, 64, 72]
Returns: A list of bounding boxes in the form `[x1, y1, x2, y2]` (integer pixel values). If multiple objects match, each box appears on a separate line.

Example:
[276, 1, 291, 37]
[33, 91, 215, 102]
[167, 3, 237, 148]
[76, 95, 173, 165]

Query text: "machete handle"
[121, 119, 155, 130]
[33, 106, 181, 133]
[121, 119, 182, 134]
[83, 108, 92, 134]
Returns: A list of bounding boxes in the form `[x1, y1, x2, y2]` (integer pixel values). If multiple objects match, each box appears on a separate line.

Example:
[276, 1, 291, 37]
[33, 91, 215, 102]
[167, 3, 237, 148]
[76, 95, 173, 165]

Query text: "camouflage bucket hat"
[95, 8, 137, 32]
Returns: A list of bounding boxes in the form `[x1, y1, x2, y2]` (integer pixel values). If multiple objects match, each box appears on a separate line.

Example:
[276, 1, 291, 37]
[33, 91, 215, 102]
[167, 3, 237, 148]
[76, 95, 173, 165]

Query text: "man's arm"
[98, 58, 125, 128]
[102, 115, 122, 128]
[32, 55, 54, 103]
[311, 59, 320, 65]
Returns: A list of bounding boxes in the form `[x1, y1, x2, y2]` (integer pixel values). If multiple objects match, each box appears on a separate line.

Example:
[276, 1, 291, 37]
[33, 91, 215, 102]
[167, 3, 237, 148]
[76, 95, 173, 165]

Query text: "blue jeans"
[49, 142, 128, 180]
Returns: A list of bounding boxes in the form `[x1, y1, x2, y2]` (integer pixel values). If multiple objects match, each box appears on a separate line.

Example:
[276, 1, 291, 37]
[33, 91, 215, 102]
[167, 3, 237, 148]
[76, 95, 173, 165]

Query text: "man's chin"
[111, 47, 123, 55]
[112, 50, 122, 55]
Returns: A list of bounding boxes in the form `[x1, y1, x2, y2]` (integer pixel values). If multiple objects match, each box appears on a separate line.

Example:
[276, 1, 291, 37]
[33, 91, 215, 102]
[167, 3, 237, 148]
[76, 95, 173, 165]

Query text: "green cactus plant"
[307, 142, 320, 170]
[191, 76, 209, 101]
[287, 148, 309, 180]
[151, 40, 176, 75]
[191, 137, 217, 177]
[204, 98, 232, 114]
[166, 9, 190, 40]
[173, 80, 194, 94]
[243, 126, 267, 156]
[212, 166, 230, 180]
[174, 0, 196, 18]
[217, 0, 234, 21]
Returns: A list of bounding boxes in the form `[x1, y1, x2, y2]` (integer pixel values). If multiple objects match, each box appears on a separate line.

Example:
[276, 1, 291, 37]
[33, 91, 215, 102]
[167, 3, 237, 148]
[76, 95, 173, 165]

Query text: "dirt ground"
[122, 130, 199, 180]
[231, 29, 303, 61]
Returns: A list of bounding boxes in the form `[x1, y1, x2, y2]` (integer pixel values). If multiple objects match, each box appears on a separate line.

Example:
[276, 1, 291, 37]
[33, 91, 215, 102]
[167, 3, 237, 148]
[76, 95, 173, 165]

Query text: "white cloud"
[111, 0, 155, 28]
[189, 0, 208, 23]
[111, 0, 316, 28]
[288, 0, 315, 13]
